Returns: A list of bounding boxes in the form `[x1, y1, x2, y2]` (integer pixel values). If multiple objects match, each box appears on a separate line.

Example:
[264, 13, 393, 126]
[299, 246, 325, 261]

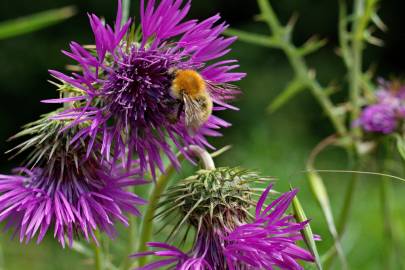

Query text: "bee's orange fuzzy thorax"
[171, 70, 206, 98]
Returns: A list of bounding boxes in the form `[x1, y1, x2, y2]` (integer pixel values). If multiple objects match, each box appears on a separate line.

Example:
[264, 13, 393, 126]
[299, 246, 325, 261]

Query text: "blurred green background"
[1, 0, 405, 269]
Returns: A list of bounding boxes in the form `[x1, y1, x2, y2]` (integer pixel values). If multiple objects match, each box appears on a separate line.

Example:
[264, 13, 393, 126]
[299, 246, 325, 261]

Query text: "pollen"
[171, 69, 206, 99]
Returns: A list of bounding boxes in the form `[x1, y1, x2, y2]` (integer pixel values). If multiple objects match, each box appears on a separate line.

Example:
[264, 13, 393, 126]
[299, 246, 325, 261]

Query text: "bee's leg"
[177, 102, 184, 119]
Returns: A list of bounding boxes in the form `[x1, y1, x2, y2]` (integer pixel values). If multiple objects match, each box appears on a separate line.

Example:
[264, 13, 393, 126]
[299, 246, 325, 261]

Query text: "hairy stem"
[137, 146, 216, 266]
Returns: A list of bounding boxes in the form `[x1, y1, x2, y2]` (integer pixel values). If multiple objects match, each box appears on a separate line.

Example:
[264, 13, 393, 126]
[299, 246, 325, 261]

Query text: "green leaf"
[307, 171, 348, 269]
[0, 6, 76, 40]
[70, 240, 93, 257]
[267, 78, 307, 113]
[395, 134, 405, 161]
[298, 36, 327, 56]
[291, 188, 323, 270]
[224, 28, 281, 48]
[371, 13, 387, 32]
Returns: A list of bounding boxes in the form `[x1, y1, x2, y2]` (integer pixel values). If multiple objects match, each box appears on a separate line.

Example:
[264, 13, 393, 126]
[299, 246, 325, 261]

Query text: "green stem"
[122, 186, 138, 270]
[349, 0, 364, 139]
[137, 163, 178, 266]
[122, 0, 131, 26]
[93, 231, 103, 270]
[137, 146, 216, 266]
[349, 0, 377, 140]
[0, 238, 4, 270]
[257, 0, 283, 34]
[283, 45, 347, 137]
[256, 0, 347, 137]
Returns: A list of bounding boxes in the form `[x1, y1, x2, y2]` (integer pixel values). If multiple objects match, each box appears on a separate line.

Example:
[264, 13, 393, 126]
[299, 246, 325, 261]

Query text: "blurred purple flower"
[359, 104, 397, 134]
[46, 0, 244, 177]
[0, 112, 147, 247]
[0, 162, 146, 247]
[133, 185, 314, 270]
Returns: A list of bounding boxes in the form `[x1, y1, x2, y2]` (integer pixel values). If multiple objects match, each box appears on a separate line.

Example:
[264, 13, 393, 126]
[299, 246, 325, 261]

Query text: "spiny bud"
[156, 167, 272, 239]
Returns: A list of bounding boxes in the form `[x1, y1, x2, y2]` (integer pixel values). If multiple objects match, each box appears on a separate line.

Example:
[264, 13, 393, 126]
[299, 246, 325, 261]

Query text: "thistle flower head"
[134, 167, 315, 270]
[161, 168, 260, 232]
[0, 112, 146, 247]
[359, 104, 397, 134]
[46, 0, 244, 177]
[358, 79, 405, 134]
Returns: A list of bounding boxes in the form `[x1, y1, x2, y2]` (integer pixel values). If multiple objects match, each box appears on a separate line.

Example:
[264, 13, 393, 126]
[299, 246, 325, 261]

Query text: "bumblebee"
[169, 69, 213, 131]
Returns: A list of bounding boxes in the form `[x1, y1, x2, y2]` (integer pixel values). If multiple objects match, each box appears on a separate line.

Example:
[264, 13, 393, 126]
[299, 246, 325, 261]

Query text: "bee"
[169, 69, 213, 131]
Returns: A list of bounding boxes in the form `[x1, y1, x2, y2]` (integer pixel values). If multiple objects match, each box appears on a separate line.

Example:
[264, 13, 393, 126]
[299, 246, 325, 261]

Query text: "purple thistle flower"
[0, 113, 147, 247]
[46, 0, 244, 177]
[133, 168, 315, 270]
[359, 104, 397, 134]
[223, 186, 314, 270]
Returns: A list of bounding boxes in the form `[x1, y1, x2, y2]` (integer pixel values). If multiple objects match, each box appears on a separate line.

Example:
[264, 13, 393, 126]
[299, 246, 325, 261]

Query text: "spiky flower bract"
[46, 0, 244, 177]
[0, 112, 146, 247]
[133, 167, 315, 270]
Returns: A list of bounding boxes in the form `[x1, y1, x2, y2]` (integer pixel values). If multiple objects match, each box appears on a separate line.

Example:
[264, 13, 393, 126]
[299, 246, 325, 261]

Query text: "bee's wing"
[206, 81, 240, 111]
[206, 81, 241, 101]
[183, 95, 207, 131]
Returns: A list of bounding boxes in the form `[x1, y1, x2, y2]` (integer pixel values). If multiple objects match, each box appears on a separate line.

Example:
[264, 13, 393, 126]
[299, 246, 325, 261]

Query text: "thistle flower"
[133, 167, 315, 269]
[46, 0, 244, 177]
[359, 104, 397, 134]
[358, 79, 405, 134]
[0, 112, 146, 247]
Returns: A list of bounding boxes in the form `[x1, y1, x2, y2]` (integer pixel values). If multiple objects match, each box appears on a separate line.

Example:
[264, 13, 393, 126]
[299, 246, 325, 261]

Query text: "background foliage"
[1, 0, 405, 269]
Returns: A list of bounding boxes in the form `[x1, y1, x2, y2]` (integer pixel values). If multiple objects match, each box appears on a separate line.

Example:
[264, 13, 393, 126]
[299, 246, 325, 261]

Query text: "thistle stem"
[349, 0, 365, 139]
[188, 145, 216, 170]
[122, 0, 131, 26]
[137, 145, 216, 266]
[285, 45, 346, 137]
[93, 231, 103, 270]
[0, 238, 4, 270]
[122, 186, 138, 270]
[256, 0, 347, 137]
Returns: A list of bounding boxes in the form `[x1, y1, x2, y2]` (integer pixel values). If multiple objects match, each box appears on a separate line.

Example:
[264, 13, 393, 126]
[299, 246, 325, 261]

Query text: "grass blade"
[291, 188, 323, 270]
[0, 6, 76, 40]
[307, 171, 348, 270]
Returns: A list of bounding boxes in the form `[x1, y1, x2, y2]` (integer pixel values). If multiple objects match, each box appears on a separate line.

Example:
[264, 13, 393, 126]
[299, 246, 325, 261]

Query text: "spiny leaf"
[298, 36, 328, 56]
[371, 13, 387, 32]
[225, 28, 281, 48]
[291, 189, 323, 270]
[267, 78, 307, 113]
[0, 6, 76, 40]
